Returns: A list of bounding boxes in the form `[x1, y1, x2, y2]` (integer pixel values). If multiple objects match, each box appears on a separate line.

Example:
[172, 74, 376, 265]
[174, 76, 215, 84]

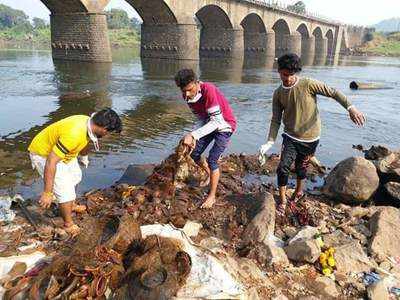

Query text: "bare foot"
[201, 195, 216, 209]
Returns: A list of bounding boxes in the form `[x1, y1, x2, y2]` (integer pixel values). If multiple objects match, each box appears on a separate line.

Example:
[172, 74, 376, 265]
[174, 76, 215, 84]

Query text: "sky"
[0, 0, 399, 26]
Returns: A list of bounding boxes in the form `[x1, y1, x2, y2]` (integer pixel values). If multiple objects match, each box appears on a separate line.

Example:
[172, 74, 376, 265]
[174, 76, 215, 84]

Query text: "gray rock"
[334, 241, 376, 275]
[369, 206, 400, 262]
[288, 226, 319, 244]
[314, 276, 339, 298]
[367, 280, 389, 300]
[324, 157, 379, 204]
[322, 230, 353, 248]
[243, 192, 275, 244]
[284, 239, 320, 263]
[384, 182, 400, 204]
[117, 164, 155, 185]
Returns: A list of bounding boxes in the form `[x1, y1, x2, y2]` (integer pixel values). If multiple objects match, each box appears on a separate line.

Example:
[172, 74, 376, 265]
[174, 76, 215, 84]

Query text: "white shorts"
[29, 153, 82, 204]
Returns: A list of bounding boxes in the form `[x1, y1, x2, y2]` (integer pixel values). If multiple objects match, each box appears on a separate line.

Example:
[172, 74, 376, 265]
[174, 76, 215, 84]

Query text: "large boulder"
[324, 157, 379, 204]
[369, 207, 400, 262]
[334, 241, 376, 275]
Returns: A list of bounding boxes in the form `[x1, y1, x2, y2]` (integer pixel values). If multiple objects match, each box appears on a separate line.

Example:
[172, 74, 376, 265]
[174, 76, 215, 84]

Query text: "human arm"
[308, 79, 366, 126]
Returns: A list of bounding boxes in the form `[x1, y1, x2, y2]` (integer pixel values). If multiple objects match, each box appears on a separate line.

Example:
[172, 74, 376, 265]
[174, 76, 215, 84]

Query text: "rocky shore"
[0, 142, 399, 299]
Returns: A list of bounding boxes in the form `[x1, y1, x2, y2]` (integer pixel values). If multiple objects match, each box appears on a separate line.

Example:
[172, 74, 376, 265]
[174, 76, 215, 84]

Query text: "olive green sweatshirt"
[267, 77, 352, 142]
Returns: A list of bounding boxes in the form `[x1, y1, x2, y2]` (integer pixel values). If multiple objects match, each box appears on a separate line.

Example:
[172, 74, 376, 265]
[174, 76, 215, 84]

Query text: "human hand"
[79, 155, 89, 168]
[258, 141, 274, 166]
[183, 133, 195, 148]
[348, 106, 366, 126]
[39, 192, 53, 209]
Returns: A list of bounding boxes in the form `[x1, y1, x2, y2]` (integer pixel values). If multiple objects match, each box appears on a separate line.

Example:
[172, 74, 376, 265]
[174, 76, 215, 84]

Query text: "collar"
[87, 115, 100, 151]
[281, 76, 299, 89]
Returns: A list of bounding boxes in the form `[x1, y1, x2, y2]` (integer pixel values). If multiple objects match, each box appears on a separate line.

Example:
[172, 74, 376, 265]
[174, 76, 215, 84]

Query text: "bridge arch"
[272, 19, 291, 57]
[296, 23, 311, 58]
[40, 0, 88, 13]
[196, 5, 241, 58]
[325, 29, 334, 57]
[241, 13, 268, 56]
[124, 0, 177, 25]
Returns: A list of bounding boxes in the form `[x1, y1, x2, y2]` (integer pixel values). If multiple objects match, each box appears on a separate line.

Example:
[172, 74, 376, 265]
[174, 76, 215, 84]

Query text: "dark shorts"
[191, 131, 232, 172]
[277, 134, 319, 186]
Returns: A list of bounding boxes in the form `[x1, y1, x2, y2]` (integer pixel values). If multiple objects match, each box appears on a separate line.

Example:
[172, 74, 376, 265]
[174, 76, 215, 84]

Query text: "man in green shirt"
[259, 53, 366, 214]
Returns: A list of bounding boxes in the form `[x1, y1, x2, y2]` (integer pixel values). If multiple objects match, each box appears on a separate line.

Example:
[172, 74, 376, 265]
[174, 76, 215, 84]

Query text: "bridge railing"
[242, 0, 342, 25]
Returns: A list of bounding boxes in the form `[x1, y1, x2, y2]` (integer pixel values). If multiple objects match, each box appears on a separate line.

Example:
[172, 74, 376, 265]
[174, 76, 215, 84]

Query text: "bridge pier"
[141, 24, 199, 60]
[200, 28, 244, 60]
[50, 13, 111, 63]
[315, 37, 328, 58]
[244, 31, 275, 59]
[288, 32, 302, 56]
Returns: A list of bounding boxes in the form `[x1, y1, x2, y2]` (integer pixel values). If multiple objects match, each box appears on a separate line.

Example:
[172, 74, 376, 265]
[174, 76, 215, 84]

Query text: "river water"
[0, 48, 399, 199]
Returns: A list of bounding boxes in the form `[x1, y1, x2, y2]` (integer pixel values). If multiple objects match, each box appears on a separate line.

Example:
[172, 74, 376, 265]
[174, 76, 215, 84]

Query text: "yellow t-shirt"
[28, 115, 90, 163]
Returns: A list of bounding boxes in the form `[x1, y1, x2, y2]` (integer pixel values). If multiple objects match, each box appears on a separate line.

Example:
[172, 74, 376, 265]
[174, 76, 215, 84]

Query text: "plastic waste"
[0, 195, 16, 222]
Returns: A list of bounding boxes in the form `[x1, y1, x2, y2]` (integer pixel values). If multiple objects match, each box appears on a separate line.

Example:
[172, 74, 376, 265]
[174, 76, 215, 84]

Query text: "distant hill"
[373, 18, 400, 33]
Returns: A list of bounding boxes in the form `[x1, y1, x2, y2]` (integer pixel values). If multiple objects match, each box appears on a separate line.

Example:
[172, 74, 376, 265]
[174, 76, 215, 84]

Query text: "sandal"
[290, 192, 305, 203]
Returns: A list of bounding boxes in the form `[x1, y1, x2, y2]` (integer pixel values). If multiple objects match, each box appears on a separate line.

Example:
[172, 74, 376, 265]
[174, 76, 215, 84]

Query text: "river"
[0, 47, 399, 199]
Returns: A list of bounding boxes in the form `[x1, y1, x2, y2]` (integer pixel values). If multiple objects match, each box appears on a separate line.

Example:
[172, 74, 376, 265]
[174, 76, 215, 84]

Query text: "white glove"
[258, 141, 274, 166]
[79, 155, 89, 168]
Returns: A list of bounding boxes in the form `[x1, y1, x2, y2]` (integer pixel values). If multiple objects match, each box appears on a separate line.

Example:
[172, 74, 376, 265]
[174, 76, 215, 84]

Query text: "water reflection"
[141, 58, 197, 80]
[1, 49, 400, 197]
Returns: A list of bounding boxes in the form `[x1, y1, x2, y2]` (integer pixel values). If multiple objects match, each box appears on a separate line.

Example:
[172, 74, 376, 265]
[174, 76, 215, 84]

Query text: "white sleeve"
[191, 106, 230, 140]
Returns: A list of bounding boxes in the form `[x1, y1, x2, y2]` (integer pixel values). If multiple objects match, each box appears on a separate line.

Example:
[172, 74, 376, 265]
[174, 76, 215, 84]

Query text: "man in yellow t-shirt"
[28, 108, 122, 234]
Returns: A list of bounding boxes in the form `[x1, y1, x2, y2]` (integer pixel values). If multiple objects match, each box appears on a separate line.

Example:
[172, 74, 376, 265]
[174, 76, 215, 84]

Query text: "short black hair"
[174, 69, 198, 88]
[277, 53, 302, 73]
[92, 108, 122, 133]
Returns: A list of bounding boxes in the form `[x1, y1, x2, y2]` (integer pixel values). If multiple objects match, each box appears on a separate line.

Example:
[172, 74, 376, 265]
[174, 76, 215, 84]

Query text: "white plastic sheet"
[141, 224, 247, 299]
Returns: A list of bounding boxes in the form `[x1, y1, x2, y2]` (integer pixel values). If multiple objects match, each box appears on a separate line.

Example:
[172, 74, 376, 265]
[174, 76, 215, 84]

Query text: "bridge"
[42, 0, 367, 62]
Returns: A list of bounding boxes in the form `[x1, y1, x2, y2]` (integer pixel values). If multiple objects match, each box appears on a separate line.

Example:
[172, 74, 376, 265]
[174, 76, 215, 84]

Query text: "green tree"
[287, 1, 306, 14]
[33, 17, 47, 30]
[107, 9, 131, 29]
[0, 4, 30, 29]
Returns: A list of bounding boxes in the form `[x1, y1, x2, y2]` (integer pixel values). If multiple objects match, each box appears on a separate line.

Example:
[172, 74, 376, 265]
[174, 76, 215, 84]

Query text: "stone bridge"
[42, 0, 366, 62]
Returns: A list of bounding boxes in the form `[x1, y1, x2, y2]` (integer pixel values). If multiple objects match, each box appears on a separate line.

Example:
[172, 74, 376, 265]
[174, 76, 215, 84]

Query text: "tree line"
[0, 4, 141, 33]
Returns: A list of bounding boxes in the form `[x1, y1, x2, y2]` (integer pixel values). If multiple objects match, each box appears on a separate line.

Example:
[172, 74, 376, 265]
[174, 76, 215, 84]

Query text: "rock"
[284, 239, 320, 263]
[324, 157, 379, 204]
[374, 152, 400, 182]
[288, 226, 319, 244]
[367, 280, 389, 300]
[314, 276, 339, 298]
[334, 241, 376, 275]
[247, 241, 289, 267]
[383, 182, 400, 204]
[117, 164, 155, 185]
[369, 207, 400, 262]
[322, 230, 353, 248]
[364, 145, 392, 161]
[243, 192, 275, 244]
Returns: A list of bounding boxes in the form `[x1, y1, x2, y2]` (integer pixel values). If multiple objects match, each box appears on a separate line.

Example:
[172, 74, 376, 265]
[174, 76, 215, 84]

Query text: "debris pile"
[1, 143, 400, 299]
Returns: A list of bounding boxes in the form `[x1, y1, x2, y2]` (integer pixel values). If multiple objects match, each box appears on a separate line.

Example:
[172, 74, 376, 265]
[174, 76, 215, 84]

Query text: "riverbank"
[0, 28, 140, 50]
[1, 142, 400, 299]
[356, 32, 400, 57]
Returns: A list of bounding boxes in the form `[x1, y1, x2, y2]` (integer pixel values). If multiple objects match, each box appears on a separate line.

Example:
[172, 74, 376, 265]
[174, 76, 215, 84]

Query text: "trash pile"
[1, 142, 400, 299]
